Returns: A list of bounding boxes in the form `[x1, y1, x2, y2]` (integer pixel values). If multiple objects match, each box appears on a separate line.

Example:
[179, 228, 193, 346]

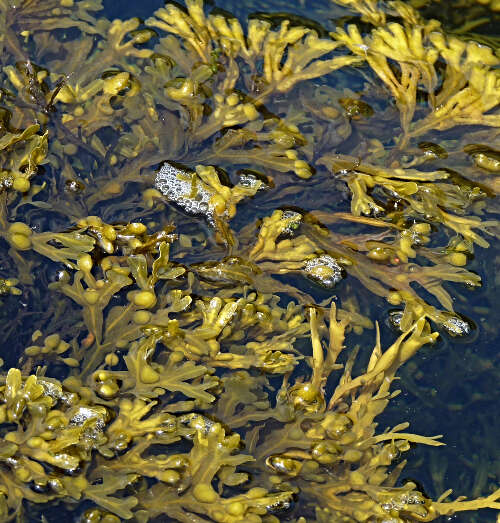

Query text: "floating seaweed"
[0, 0, 499, 521]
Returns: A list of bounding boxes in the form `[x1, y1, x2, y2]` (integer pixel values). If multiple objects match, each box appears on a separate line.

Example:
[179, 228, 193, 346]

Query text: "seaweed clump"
[0, 0, 499, 521]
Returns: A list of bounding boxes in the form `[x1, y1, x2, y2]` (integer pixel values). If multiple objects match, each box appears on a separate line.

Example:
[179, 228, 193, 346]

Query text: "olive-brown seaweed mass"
[0, 0, 499, 521]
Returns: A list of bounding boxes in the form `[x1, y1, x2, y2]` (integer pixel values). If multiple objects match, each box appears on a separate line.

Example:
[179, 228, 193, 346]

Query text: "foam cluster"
[442, 315, 471, 337]
[304, 255, 344, 289]
[238, 173, 262, 190]
[281, 209, 303, 236]
[155, 162, 214, 220]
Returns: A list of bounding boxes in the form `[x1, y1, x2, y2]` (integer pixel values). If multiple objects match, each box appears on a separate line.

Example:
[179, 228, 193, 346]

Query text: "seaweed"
[0, 0, 499, 521]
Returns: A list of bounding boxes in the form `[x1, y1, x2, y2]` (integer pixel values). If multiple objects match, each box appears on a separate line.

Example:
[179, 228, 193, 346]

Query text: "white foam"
[304, 255, 344, 289]
[443, 316, 471, 337]
[238, 173, 261, 189]
[155, 162, 214, 221]
[281, 210, 302, 235]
